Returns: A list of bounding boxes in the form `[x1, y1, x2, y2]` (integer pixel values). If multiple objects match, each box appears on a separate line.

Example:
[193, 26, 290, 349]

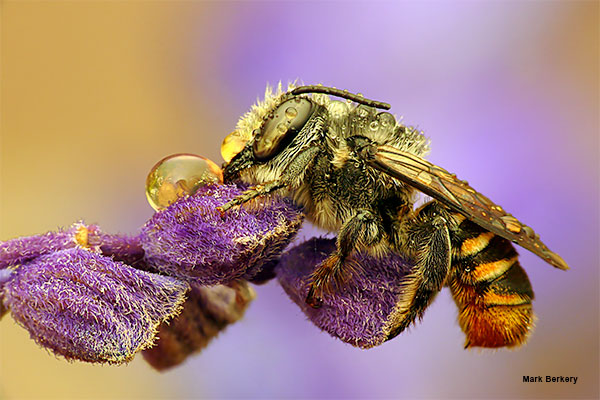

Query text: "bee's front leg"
[219, 146, 321, 213]
[306, 209, 384, 308]
[217, 181, 285, 214]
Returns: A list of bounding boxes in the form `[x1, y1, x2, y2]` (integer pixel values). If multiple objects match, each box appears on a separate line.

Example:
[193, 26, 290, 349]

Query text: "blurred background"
[1, 1, 598, 399]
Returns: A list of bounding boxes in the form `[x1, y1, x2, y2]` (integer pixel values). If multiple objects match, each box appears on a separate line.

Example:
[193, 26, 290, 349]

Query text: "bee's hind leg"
[306, 209, 384, 308]
[386, 201, 453, 337]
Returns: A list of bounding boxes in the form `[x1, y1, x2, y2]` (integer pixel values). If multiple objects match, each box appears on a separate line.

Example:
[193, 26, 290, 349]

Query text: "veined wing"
[366, 145, 568, 270]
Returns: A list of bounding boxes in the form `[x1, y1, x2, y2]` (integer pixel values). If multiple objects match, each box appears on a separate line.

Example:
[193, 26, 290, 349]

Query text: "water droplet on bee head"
[356, 104, 375, 119]
[145, 154, 223, 211]
[369, 121, 379, 131]
[377, 112, 395, 127]
[276, 121, 289, 134]
[285, 106, 298, 119]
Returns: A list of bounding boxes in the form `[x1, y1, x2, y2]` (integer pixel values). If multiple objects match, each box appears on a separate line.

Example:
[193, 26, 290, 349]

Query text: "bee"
[219, 84, 569, 348]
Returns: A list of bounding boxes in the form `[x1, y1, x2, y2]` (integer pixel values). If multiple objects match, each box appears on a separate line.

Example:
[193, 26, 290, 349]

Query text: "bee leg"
[306, 210, 384, 308]
[387, 201, 452, 337]
[217, 181, 285, 213]
[220, 146, 321, 213]
[407, 202, 453, 292]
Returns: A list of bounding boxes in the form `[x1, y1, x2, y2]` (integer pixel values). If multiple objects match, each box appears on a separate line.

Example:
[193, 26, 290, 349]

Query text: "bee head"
[252, 96, 317, 162]
[223, 90, 320, 183]
[222, 85, 391, 183]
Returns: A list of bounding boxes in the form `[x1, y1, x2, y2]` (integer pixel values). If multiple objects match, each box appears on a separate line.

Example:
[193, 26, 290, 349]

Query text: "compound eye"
[253, 97, 315, 161]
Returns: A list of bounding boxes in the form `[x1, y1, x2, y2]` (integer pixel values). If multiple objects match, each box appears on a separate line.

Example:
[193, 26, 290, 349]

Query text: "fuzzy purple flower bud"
[276, 238, 415, 348]
[90, 230, 146, 266]
[140, 184, 303, 285]
[0, 223, 93, 320]
[142, 280, 255, 370]
[2, 247, 189, 364]
[0, 223, 89, 269]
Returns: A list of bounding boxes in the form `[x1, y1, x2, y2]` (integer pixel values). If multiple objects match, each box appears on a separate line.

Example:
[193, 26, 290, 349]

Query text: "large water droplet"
[146, 154, 223, 211]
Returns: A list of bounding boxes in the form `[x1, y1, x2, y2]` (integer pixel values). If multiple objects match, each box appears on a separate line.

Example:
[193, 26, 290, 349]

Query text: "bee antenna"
[291, 85, 391, 110]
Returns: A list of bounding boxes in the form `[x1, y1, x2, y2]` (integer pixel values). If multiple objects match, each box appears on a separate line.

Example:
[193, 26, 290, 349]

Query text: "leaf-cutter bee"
[219, 83, 569, 348]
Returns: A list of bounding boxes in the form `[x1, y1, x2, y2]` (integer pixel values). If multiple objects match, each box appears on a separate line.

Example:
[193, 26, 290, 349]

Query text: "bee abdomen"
[448, 217, 535, 348]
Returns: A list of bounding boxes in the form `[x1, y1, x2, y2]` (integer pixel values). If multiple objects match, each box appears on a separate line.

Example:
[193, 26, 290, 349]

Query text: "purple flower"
[3, 247, 188, 364]
[140, 184, 303, 285]
[0, 183, 422, 368]
[276, 238, 415, 348]
[94, 230, 146, 266]
[0, 223, 91, 320]
[0, 223, 89, 270]
[0, 184, 303, 366]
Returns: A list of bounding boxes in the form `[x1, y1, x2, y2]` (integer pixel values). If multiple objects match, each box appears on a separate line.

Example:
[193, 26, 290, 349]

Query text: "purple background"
[1, 2, 598, 399]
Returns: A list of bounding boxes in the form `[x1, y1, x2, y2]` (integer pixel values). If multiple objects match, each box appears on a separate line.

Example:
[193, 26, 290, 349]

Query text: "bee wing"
[368, 145, 568, 270]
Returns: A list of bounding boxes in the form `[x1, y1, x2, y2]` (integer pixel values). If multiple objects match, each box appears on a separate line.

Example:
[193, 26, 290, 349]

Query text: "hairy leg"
[306, 209, 384, 308]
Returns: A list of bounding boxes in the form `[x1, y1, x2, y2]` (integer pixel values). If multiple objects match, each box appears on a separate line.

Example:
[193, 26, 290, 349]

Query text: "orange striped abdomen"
[447, 215, 535, 348]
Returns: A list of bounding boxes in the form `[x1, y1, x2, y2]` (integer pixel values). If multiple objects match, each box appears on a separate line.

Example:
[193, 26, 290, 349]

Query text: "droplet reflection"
[146, 154, 223, 211]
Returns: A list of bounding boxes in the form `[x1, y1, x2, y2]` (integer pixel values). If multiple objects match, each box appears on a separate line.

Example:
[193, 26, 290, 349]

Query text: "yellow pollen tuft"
[75, 225, 89, 248]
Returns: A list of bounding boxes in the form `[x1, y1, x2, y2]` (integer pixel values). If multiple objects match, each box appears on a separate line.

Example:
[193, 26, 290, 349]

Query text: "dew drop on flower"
[221, 130, 249, 163]
[146, 154, 223, 211]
